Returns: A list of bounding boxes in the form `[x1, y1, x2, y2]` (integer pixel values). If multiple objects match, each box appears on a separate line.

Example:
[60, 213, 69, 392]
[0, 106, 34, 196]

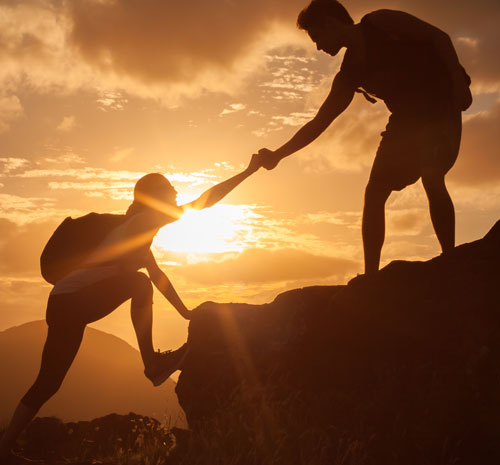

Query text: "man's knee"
[421, 170, 447, 194]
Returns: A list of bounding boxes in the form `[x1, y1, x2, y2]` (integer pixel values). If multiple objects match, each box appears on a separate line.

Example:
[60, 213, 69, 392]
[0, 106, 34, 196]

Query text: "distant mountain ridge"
[0, 321, 185, 426]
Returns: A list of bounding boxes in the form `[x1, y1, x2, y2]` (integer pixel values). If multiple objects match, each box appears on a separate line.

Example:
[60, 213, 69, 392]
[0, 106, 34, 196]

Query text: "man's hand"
[258, 148, 281, 170]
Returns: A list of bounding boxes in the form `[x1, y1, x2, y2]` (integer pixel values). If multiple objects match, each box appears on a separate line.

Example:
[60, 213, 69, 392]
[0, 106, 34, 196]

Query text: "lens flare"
[153, 204, 259, 255]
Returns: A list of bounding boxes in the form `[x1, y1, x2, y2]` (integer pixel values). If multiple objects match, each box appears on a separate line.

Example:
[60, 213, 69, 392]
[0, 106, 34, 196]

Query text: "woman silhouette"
[0, 154, 261, 464]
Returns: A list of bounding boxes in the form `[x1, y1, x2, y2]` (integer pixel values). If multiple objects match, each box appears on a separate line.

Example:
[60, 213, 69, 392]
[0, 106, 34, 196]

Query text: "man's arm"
[370, 9, 472, 110]
[179, 153, 261, 211]
[258, 73, 355, 170]
[146, 251, 191, 320]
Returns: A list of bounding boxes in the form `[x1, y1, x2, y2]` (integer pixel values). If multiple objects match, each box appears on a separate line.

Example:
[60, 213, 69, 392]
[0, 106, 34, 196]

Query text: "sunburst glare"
[153, 204, 260, 255]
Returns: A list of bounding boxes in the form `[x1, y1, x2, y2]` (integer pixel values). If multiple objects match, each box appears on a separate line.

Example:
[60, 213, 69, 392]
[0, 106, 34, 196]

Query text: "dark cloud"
[68, 0, 305, 87]
[175, 247, 357, 284]
[65, 0, 499, 93]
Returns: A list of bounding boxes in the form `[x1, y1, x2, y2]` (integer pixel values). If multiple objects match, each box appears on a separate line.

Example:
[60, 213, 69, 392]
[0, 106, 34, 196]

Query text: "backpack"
[40, 213, 128, 285]
[356, 13, 472, 111]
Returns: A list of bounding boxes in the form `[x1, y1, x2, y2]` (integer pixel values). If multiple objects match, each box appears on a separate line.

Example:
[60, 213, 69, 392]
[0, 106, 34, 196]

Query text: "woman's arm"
[179, 154, 261, 211]
[146, 251, 191, 320]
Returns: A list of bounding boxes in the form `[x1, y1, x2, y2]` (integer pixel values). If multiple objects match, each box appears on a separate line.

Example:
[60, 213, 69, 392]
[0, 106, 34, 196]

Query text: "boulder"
[176, 220, 500, 464]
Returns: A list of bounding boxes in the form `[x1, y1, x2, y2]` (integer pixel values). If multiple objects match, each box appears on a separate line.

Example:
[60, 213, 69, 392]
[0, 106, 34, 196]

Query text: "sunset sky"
[0, 0, 499, 351]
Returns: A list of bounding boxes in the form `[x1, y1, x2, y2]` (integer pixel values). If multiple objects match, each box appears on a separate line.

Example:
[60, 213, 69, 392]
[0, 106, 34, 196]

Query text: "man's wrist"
[275, 148, 285, 160]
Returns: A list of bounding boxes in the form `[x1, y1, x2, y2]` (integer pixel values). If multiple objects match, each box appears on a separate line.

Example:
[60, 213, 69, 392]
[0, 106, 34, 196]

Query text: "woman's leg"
[0, 322, 85, 459]
[0, 271, 156, 458]
[76, 272, 156, 369]
[128, 273, 155, 368]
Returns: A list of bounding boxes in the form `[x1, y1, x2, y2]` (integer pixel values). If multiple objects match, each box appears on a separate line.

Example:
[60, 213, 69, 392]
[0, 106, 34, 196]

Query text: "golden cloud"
[0, 0, 497, 103]
[174, 247, 358, 285]
[450, 101, 500, 185]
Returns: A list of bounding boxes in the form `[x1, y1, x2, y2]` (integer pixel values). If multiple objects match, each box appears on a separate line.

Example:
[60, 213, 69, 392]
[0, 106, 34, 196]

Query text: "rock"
[176, 220, 500, 464]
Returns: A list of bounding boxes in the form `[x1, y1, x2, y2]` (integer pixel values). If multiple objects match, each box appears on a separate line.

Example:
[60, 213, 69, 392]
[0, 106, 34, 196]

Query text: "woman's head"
[127, 173, 179, 222]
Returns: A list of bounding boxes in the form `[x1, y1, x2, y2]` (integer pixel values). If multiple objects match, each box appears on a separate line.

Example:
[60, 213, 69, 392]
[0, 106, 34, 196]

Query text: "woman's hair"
[126, 173, 177, 217]
[297, 0, 354, 31]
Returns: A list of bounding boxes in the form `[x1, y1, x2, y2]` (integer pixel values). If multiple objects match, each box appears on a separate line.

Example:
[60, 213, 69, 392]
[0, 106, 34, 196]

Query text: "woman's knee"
[130, 272, 153, 303]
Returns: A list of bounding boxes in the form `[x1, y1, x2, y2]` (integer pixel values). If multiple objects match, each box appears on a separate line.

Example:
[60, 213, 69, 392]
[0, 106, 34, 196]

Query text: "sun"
[153, 204, 259, 255]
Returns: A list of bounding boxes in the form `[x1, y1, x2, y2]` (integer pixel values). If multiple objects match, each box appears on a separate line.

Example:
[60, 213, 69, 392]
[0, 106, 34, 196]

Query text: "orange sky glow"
[0, 0, 499, 351]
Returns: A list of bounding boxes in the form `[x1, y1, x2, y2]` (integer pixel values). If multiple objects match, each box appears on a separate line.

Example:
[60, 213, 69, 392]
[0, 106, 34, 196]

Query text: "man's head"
[128, 173, 180, 222]
[297, 0, 354, 56]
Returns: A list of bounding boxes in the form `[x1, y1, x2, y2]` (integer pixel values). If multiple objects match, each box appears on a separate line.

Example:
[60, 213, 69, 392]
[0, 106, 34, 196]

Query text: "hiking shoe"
[145, 344, 189, 387]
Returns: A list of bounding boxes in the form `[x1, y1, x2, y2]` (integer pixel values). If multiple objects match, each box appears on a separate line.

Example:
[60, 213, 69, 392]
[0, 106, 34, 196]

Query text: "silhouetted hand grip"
[258, 148, 281, 170]
[246, 153, 262, 174]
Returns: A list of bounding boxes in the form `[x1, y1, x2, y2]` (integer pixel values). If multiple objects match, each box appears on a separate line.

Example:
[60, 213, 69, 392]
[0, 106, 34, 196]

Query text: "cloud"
[0, 0, 497, 104]
[449, 101, 500, 186]
[0, 94, 23, 132]
[67, 0, 307, 99]
[0, 193, 82, 225]
[96, 91, 128, 111]
[110, 147, 134, 163]
[219, 103, 247, 117]
[0, 218, 58, 274]
[0, 157, 30, 173]
[56, 115, 76, 132]
[0, 277, 49, 331]
[298, 95, 389, 173]
[272, 111, 316, 127]
[386, 208, 430, 237]
[175, 247, 358, 285]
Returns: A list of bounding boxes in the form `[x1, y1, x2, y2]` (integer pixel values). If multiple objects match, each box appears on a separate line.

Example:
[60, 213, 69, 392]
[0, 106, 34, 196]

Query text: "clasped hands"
[246, 148, 282, 174]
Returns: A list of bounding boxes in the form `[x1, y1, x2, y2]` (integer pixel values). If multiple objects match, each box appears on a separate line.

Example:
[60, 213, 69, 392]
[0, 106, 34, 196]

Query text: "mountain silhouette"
[0, 321, 185, 426]
[176, 219, 500, 465]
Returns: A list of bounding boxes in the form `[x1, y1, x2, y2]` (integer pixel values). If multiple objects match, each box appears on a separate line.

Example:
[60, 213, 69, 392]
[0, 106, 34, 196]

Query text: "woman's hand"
[257, 148, 281, 170]
[246, 153, 263, 174]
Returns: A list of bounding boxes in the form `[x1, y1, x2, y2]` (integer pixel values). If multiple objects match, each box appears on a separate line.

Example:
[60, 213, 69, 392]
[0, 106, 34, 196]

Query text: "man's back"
[340, 9, 466, 113]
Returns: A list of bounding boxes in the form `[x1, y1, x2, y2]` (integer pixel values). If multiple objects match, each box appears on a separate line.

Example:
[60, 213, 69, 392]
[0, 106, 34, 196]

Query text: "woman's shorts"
[46, 271, 153, 327]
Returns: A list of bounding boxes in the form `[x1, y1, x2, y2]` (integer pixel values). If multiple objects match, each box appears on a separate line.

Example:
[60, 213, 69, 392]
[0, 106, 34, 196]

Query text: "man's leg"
[362, 181, 392, 275]
[0, 323, 85, 460]
[421, 171, 455, 253]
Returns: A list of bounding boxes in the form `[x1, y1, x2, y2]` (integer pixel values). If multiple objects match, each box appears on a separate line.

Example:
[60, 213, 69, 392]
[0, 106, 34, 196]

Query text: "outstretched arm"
[146, 251, 191, 320]
[259, 73, 355, 170]
[179, 153, 261, 211]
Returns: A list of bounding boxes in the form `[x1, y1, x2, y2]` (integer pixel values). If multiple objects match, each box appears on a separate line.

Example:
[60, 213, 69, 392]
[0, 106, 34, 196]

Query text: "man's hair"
[297, 0, 354, 31]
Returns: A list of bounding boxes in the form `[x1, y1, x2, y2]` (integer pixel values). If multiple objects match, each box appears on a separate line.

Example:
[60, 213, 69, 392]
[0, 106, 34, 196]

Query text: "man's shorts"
[369, 108, 462, 191]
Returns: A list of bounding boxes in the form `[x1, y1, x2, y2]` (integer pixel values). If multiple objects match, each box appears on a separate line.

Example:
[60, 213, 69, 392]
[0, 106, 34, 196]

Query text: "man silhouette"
[258, 0, 472, 275]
